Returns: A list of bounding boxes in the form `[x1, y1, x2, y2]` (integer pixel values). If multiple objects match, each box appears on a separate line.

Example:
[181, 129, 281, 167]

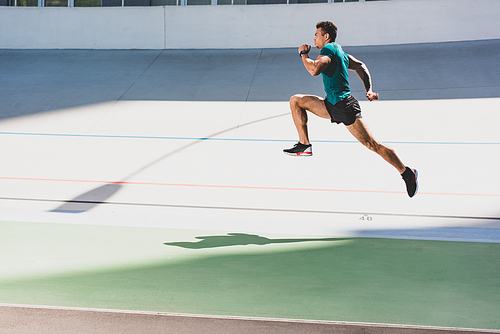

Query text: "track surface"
[0, 40, 499, 333]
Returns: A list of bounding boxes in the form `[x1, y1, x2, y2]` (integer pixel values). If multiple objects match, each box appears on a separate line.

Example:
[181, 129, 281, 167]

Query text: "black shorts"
[324, 96, 362, 126]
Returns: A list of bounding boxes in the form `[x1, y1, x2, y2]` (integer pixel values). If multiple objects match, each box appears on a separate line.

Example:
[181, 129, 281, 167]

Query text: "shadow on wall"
[1, 40, 500, 121]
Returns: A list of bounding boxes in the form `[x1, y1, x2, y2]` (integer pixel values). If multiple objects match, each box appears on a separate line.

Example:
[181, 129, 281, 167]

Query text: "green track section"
[1, 221, 499, 329]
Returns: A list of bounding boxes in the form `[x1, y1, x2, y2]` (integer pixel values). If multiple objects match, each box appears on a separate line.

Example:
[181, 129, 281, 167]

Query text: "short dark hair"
[316, 21, 338, 43]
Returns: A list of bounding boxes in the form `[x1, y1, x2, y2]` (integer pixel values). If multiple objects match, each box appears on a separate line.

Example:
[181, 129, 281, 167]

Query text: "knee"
[289, 94, 304, 107]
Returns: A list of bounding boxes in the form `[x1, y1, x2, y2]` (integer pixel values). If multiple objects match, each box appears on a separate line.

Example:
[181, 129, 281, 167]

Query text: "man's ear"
[325, 33, 330, 42]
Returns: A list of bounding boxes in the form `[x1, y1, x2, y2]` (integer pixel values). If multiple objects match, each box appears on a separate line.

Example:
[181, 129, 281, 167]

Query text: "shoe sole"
[411, 168, 419, 197]
[283, 151, 312, 156]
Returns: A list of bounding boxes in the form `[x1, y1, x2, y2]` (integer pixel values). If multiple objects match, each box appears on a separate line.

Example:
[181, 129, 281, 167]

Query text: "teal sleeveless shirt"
[319, 43, 351, 105]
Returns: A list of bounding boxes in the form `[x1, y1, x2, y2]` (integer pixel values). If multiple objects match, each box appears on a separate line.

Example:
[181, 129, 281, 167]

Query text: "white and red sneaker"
[283, 142, 312, 156]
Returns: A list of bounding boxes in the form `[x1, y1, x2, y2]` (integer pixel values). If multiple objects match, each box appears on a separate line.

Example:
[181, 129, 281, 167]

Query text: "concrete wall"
[0, 7, 165, 49]
[0, 0, 499, 49]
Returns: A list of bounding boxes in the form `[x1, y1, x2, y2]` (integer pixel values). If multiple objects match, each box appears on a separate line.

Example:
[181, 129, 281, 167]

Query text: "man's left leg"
[346, 118, 418, 197]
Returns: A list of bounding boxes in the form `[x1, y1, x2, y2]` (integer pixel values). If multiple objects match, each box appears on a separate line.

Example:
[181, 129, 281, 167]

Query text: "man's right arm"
[299, 44, 331, 76]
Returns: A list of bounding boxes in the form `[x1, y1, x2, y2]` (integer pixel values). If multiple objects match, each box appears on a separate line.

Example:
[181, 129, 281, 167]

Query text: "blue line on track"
[0, 131, 499, 145]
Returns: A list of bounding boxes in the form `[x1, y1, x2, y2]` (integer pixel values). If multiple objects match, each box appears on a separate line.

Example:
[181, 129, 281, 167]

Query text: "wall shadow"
[1, 39, 499, 122]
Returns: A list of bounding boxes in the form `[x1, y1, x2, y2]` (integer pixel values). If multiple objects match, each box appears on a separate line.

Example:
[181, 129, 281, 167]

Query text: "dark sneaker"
[402, 167, 418, 197]
[283, 142, 312, 156]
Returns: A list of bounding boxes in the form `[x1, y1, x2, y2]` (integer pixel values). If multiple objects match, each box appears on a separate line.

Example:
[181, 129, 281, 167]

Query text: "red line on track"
[0, 176, 498, 197]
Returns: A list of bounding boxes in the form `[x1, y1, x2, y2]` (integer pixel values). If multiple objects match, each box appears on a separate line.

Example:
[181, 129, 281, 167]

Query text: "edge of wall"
[1, 0, 499, 49]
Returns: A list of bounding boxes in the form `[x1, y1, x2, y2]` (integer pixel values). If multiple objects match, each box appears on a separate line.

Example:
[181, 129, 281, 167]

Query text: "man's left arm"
[348, 55, 378, 101]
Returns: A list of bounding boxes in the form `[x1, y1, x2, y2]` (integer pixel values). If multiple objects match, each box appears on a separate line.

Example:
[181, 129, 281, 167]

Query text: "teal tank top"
[319, 43, 351, 106]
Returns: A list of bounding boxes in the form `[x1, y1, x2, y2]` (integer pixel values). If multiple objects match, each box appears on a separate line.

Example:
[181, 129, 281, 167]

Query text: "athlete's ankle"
[401, 167, 413, 178]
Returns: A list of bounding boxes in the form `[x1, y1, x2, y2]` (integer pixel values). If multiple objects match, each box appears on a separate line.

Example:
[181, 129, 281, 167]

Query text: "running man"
[283, 21, 418, 197]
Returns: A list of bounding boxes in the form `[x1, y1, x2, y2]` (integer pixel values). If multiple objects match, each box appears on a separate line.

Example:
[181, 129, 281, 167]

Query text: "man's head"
[314, 21, 338, 49]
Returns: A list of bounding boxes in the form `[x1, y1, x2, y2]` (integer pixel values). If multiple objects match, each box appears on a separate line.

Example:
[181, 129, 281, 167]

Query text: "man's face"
[314, 28, 329, 49]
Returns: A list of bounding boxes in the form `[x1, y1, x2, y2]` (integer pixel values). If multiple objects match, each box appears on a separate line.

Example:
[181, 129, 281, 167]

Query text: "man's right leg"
[346, 118, 406, 173]
[288, 94, 331, 145]
[346, 118, 418, 197]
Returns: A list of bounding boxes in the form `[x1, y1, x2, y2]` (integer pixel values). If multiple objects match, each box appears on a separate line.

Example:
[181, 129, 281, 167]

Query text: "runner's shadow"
[164, 233, 345, 249]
